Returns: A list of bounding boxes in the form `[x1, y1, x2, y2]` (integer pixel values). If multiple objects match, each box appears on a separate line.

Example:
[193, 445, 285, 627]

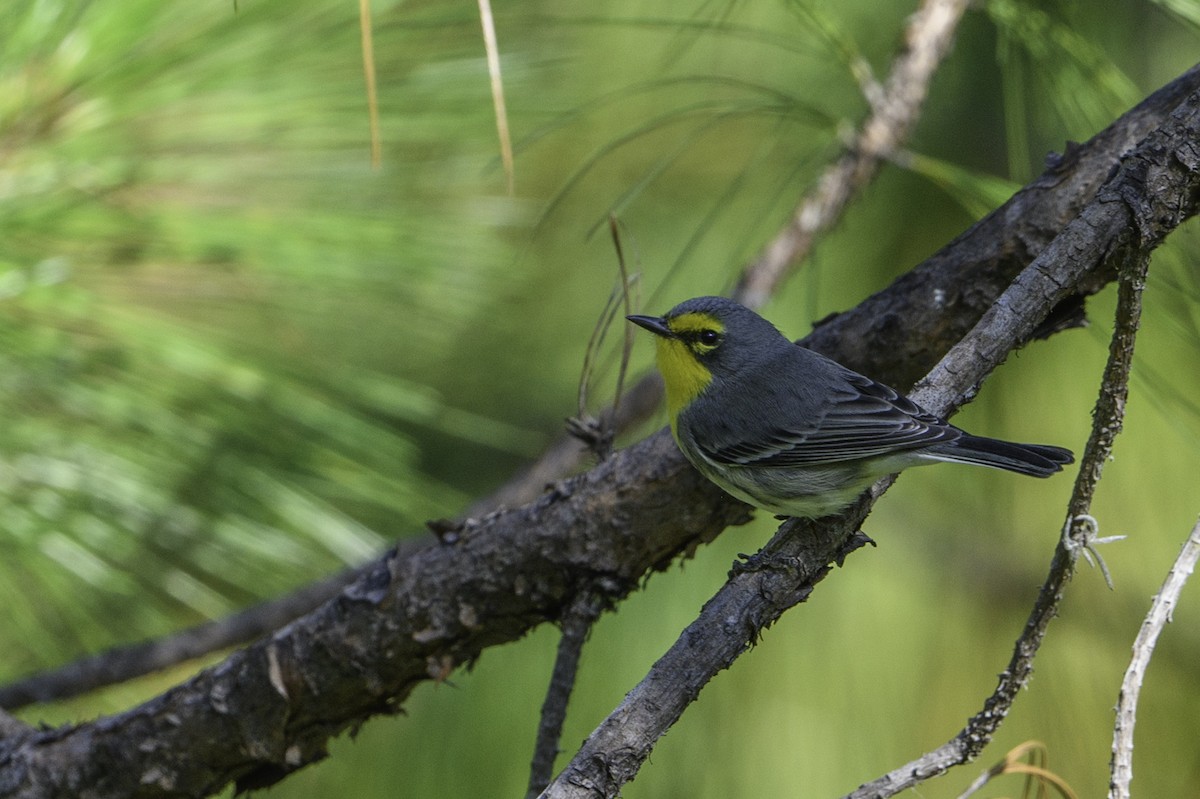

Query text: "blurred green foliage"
[2, 0, 1200, 797]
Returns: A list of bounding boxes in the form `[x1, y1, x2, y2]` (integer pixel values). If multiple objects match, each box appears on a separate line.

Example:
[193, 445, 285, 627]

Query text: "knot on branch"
[1062, 514, 1126, 589]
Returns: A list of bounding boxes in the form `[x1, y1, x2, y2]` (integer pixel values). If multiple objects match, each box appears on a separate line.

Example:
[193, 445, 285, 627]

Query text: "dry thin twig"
[1109, 517, 1200, 799]
[567, 217, 638, 459]
[957, 741, 1079, 799]
[525, 590, 607, 799]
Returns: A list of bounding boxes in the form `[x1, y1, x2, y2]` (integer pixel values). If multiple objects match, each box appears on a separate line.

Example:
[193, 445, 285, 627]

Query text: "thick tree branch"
[0, 709, 31, 740]
[806, 62, 1200, 389]
[2, 67, 1199, 799]
[0, 431, 755, 798]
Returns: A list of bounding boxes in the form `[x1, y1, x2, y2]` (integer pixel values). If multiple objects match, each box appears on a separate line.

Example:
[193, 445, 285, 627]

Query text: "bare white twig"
[1109, 517, 1200, 799]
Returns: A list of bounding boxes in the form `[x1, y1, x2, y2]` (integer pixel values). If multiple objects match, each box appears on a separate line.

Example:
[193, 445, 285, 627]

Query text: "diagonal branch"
[539, 509, 875, 799]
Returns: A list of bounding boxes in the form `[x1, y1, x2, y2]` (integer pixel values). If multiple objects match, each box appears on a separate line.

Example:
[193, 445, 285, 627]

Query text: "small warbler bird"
[628, 296, 1074, 518]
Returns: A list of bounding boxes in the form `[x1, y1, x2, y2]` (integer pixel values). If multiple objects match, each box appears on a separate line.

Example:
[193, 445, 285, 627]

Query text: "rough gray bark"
[0, 65, 1198, 799]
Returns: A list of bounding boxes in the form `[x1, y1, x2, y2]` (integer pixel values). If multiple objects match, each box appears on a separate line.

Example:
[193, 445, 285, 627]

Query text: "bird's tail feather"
[930, 434, 1074, 477]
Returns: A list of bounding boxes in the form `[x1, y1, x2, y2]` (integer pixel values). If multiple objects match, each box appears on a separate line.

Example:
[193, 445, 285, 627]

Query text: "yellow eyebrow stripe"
[668, 312, 725, 337]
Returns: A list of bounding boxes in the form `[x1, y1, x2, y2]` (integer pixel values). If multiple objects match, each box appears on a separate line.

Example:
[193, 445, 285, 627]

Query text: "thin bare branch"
[526, 590, 607, 799]
[0, 566, 361, 711]
[567, 219, 638, 459]
[1109, 517, 1200, 799]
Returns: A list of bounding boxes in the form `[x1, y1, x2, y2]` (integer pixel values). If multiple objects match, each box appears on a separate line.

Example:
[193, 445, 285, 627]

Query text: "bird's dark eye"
[698, 329, 720, 346]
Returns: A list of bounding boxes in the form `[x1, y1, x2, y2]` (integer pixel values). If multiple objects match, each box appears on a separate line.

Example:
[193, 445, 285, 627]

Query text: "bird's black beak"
[626, 314, 674, 338]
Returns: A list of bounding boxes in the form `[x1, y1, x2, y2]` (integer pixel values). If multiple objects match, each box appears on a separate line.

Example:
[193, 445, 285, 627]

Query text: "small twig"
[567, 223, 638, 460]
[569, 288, 624, 451]
[1109, 517, 1200, 799]
[526, 590, 606, 799]
[609, 215, 637, 424]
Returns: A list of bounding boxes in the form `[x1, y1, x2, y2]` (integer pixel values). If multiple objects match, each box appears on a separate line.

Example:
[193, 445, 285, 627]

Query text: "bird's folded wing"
[700, 374, 959, 467]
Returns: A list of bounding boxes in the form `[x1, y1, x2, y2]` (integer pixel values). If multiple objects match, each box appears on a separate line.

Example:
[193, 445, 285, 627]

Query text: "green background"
[2, 0, 1199, 796]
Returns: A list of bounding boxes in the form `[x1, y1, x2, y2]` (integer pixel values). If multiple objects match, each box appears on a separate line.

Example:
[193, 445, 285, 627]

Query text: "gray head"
[626, 296, 790, 380]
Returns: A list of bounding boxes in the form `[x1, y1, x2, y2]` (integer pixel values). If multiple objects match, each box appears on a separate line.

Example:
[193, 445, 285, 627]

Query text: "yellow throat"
[654, 312, 721, 431]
